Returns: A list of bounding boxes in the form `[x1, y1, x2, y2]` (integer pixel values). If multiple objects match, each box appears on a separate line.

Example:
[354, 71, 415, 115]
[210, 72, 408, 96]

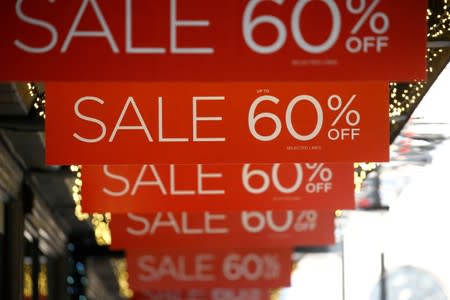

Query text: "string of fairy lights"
[112, 259, 134, 298]
[355, 48, 446, 192]
[355, 0, 450, 192]
[27, 82, 46, 119]
[23, 262, 48, 298]
[427, 0, 450, 39]
[25, 2, 450, 298]
[70, 165, 112, 246]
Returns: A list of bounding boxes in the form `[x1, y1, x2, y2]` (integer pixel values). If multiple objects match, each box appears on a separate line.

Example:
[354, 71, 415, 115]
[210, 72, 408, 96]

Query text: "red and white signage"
[0, 0, 426, 81]
[126, 248, 292, 289]
[46, 82, 389, 164]
[110, 210, 335, 250]
[132, 289, 269, 300]
[82, 163, 354, 213]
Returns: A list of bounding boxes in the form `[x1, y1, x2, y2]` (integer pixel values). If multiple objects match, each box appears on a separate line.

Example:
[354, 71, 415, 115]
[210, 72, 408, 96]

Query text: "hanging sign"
[82, 163, 354, 213]
[126, 248, 292, 290]
[110, 210, 335, 250]
[46, 82, 389, 164]
[132, 289, 270, 300]
[0, 0, 426, 81]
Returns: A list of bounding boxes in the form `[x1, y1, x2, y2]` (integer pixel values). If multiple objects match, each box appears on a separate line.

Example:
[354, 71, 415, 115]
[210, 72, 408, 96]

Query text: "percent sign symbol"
[347, 0, 390, 35]
[294, 210, 318, 232]
[327, 94, 361, 127]
[306, 163, 333, 182]
[262, 255, 281, 280]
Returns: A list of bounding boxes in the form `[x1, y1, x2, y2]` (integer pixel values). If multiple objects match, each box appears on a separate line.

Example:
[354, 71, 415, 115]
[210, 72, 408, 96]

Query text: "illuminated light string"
[389, 48, 443, 124]
[26, 82, 46, 119]
[357, 46, 445, 194]
[23, 263, 48, 297]
[427, 0, 450, 39]
[91, 212, 112, 246]
[112, 259, 134, 298]
[70, 165, 88, 222]
[23, 264, 32, 297]
[353, 162, 380, 194]
[70, 165, 111, 246]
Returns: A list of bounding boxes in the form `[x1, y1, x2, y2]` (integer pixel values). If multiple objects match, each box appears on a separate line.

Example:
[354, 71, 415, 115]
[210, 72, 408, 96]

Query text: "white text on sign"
[46, 82, 389, 164]
[15, 0, 390, 55]
[102, 163, 334, 197]
[127, 248, 292, 289]
[126, 211, 318, 236]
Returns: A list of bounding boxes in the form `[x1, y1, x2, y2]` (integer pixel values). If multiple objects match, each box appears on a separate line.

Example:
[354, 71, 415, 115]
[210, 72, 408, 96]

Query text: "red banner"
[82, 163, 354, 213]
[0, 0, 425, 81]
[126, 248, 292, 289]
[46, 82, 389, 164]
[110, 210, 335, 250]
[132, 289, 270, 300]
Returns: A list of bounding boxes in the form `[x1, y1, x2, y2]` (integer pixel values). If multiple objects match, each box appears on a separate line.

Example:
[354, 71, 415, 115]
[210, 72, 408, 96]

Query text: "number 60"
[242, 0, 341, 54]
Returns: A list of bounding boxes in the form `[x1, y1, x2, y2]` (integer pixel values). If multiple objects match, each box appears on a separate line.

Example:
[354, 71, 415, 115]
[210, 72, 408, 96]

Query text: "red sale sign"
[126, 248, 292, 289]
[132, 289, 270, 300]
[46, 82, 389, 164]
[82, 163, 354, 213]
[110, 211, 335, 250]
[0, 0, 425, 81]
